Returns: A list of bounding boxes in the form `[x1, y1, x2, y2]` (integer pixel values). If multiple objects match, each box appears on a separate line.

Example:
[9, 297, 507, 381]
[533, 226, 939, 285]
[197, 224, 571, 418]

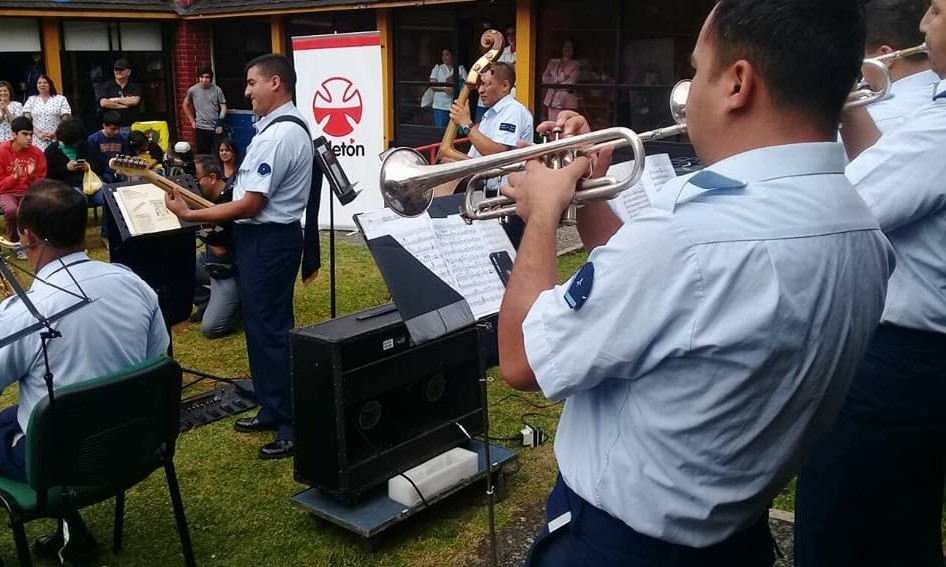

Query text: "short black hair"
[129, 130, 149, 151]
[197, 65, 214, 79]
[194, 154, 222, 178]
[864, 0, 928, 56]
[102, 111, 121, 127]
[19, 179, 87, 248]
[246, 53, 296, 93]
[489, 62, 517, 89]
[710, 0, 866, 127]
[55, 118, 86, 146]
[11, 116, 31, 133]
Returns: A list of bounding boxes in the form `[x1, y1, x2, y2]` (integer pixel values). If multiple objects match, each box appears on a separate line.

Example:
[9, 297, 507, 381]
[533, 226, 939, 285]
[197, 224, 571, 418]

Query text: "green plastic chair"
[0, 356, 196, 567]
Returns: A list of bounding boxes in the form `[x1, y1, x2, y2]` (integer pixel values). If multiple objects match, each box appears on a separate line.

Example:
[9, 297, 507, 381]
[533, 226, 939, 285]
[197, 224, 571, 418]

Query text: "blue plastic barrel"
[228, 110, 258, 157]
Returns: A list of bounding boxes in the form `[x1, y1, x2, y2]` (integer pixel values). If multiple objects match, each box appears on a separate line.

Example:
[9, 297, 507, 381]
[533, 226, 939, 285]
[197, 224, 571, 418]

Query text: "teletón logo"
[312, 77, 363, 138]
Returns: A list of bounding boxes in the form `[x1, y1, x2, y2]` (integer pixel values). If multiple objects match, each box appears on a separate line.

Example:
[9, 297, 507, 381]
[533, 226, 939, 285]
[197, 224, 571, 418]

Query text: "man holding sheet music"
[497, 1, 893, 565]
[0, 179, 167, 562]
[164, 53, 313, 461]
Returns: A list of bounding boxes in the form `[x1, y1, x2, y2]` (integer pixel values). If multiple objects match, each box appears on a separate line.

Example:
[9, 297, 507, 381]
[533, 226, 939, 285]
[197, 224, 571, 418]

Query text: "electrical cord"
[351, 417, 432, 509]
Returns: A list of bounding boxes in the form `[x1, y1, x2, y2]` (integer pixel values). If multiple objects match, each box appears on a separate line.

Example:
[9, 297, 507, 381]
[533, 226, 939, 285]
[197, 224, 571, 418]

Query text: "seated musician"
[0, 179, 168, 563]
[497, 1, 894, 565]
[189, 154, 240, 339]
[449, 62, 533, 248]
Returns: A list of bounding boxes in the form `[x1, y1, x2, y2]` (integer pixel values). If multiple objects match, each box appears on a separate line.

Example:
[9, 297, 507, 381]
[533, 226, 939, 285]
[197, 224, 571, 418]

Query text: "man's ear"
[17, 227, 36, 247]
[722, 59, 755, 112]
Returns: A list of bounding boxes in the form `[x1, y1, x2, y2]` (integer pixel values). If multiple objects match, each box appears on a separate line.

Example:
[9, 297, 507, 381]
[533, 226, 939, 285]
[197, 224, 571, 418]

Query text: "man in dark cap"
[98, 57, 142, 136]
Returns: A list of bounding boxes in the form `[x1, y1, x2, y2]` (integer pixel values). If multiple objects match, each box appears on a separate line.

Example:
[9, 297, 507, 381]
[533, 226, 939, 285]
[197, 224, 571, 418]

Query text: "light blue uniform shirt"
[0, 253, 169, 433]
[234, 101, 314, 225]
[523, 143, 893, 547]
[469, 93, 533, 194]
[847, 78, 946, 333]
[867, 69, 940, 133]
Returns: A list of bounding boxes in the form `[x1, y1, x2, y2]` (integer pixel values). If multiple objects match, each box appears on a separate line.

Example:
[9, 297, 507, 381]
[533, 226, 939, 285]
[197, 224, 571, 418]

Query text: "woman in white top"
[24, 74, 72, 151]
[541, 39, 581, 122]
[0, 81, 24, 143]
[429, 48, 467, 128]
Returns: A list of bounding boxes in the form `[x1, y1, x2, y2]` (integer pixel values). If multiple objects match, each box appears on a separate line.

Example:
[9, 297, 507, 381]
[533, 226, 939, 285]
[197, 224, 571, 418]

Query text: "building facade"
[0, 0, 712, 151]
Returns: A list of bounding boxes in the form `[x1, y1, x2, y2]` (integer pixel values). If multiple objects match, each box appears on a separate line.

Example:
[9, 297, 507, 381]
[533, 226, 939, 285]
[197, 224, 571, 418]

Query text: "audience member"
[43, 118, 92, 194]
[183, 65, 228, 154]
[541, 39, 581, 121]
[0, 81, 24, 143]
[86, 111, 127, 184]
[19, 53, 42, 102]
[190, 154, 240, 339]
[23, 74, 72, 151]
[128, 130, 164, 171]
[98, 58, 141, 136]
[0, 116, 46, 257]
[216, 136, 241, 182]
[429, 48, 467, 128]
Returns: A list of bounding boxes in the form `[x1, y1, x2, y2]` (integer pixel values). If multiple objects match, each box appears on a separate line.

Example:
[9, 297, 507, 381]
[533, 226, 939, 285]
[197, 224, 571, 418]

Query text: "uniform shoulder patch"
[499, 122, 517, 133]
[257, 163, 272, 176]
[564, 262, 594, 310]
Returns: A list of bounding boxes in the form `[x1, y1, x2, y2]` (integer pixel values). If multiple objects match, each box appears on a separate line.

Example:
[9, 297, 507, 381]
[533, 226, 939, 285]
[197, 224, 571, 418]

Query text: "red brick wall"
[172, 20, 213, 146]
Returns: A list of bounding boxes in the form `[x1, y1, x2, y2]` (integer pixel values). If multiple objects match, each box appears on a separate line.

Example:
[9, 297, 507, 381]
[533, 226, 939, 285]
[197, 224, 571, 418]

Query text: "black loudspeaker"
[290, 305, 484, 502]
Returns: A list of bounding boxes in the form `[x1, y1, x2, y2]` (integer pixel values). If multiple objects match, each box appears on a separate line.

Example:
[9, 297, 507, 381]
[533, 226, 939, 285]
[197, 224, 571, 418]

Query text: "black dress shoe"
[233, 416, 279, 433]
[34, 529, 97, 564]
[259, 439, 294, 460]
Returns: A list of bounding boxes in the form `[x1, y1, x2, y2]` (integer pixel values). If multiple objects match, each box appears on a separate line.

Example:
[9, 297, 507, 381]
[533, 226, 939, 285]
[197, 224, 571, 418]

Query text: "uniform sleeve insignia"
[499, 122, 517, 133]
[257, 163, 272, 176]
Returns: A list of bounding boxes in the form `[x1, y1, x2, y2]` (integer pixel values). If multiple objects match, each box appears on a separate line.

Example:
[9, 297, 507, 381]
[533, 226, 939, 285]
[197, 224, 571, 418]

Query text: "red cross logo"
[312, 77, 363, 138]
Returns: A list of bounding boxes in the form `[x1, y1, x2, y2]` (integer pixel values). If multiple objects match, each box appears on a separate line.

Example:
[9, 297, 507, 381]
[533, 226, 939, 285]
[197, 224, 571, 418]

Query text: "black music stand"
[102, 176, 248, 394]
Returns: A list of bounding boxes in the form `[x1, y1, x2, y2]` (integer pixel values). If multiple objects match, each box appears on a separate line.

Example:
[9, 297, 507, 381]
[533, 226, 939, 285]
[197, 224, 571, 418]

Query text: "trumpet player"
[498, 1, 893, 565]
[795, 1, 946, 565]
[0, 180, 168, 563]
[854, 0, 938, 136]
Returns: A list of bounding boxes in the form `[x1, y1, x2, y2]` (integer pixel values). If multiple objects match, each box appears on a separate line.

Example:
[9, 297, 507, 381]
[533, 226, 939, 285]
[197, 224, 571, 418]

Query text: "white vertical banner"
[292, 31, 384, 231]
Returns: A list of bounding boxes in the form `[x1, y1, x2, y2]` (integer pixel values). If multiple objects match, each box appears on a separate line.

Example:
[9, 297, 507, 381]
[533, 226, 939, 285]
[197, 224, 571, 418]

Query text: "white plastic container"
[387, 447, 479, 507]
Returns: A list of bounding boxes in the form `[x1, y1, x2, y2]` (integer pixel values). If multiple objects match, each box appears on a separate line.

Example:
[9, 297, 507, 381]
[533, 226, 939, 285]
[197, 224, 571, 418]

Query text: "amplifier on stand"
[290, 304, 484, 502]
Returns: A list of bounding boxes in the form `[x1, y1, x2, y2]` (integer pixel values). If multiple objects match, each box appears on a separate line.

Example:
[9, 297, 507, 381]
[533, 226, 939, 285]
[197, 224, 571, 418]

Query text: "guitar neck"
[139, 170, 215, 209]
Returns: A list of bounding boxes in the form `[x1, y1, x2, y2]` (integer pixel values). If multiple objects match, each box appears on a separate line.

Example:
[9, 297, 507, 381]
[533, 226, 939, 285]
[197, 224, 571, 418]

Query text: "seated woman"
[215, 136, 241, 182]
[43, 118, 91, 193]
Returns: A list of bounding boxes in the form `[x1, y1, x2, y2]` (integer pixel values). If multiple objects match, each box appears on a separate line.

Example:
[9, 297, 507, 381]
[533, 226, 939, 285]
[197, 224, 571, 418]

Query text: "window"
[393, 2, 515, 150]
[211, 20, 271, 111]
[59, 21, 172, 135]
[536, 0, 711, 137]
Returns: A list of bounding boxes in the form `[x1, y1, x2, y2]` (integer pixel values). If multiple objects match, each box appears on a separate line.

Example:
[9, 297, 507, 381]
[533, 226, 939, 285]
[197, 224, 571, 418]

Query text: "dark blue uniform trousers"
[795, 324, 946, 567]
[233, 222, 302, 442]
[0, 406, 26, 482]
[525, 475, 775, 567]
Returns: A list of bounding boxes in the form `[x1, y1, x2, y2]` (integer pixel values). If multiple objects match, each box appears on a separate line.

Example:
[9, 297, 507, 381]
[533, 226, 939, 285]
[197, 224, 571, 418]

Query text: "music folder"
[354, 194, 516, 345]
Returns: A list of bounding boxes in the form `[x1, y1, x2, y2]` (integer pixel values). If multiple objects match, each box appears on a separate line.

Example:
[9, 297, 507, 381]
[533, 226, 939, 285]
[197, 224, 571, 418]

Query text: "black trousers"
[526, 475, 775, 567]
[232, 222, 302, 442]
[795, 324, 946, 567]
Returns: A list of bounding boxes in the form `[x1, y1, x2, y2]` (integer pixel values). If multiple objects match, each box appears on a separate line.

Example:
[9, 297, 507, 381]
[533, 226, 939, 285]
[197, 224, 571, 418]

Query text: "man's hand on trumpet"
[503, 155, 590, 224]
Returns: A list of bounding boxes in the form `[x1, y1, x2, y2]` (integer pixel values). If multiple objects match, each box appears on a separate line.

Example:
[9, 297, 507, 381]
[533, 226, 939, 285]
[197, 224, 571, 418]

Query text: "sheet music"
[113, 183, 182, 236]
[608, 154, 677, 222]
[358, 207, 513, 320]
[431, 215, 506, 319]
[358, 208, 459, 292]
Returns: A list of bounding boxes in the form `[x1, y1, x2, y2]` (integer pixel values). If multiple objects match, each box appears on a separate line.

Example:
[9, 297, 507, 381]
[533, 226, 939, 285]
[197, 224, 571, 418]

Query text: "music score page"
[607, 153, 676, 222]
[358, 207, 515, 320]
[113, 183, 182, 236]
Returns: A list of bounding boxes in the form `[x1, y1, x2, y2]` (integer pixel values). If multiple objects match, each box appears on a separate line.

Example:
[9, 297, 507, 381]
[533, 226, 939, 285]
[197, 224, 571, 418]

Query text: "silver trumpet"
[380, 80, 691, 222]
[847, 43, 927, 108]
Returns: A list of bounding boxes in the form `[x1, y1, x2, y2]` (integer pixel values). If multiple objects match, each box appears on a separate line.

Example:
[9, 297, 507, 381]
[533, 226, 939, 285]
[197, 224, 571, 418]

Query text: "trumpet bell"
[669, 80, 689, 125]
[380, 148, 435, 217]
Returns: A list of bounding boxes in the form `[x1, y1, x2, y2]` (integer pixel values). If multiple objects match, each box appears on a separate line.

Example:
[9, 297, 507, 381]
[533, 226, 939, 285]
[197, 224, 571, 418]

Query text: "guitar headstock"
[108, 155, 152, 176]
